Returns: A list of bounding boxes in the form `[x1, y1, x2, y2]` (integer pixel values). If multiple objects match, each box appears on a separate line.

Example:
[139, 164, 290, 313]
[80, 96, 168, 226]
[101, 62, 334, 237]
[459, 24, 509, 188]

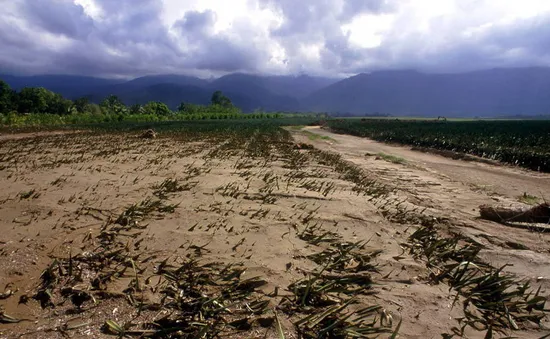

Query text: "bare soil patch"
[0, 128, 548, 338]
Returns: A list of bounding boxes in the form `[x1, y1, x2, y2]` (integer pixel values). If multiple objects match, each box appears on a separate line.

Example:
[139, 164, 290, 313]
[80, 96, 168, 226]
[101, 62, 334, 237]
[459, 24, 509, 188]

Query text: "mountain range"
[2, 67, 550, 117]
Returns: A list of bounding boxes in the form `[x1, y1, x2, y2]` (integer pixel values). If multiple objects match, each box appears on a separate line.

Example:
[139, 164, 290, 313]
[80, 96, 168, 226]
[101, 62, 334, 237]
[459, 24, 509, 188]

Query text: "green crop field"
[326, 119, 550, 172]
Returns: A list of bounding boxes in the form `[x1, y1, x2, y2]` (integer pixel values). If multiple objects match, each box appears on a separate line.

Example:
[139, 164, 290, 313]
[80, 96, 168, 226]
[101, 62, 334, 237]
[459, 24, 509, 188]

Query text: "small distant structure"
[139, 129, 157, 139]
[437, 116, 447, 121]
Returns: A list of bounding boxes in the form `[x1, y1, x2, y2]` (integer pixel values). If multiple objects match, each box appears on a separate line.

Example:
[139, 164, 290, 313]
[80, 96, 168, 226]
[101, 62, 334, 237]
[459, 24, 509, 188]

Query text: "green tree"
[0, 80, 14, 113]
[17, 87, 48, 113]
[15, 87, 71, 114]
[100, 95, 127, 114]
[129, 104, 143, 115]
[142, 101, 172, 116]
[177, 102, 189, 113]
[88, 103, 102, 115]
[178, 102, 200, 114]
[15, 87, 74, 115]
[48, 94, 73, 115]
[211, 91, 233, 108]
[74, 97, 91, 113]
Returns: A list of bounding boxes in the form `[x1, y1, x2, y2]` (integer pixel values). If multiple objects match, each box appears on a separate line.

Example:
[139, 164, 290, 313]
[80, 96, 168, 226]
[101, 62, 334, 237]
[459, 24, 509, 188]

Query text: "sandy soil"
[0, 130, 83, 141]
[305, 126, 550, 200]
[0, 128, 548, 339]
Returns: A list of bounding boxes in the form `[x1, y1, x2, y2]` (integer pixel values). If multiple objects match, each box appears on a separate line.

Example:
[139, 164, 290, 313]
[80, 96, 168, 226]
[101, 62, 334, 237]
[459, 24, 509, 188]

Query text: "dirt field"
[0, 126, 548, 338]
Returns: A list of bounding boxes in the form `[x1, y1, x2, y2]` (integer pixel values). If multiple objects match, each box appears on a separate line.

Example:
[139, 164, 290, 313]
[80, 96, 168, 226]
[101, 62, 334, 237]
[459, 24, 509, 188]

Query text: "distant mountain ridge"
[0, 74, 122, 99]
[303, 68, 550, 117]
[1, 72, 337, 112]
[2, 68, 550, 116]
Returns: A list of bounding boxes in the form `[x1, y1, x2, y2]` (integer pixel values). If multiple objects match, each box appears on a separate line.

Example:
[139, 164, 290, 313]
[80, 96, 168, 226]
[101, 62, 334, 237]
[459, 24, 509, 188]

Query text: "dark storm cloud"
[174, 9, 216, 36]
[259, 0, 550, 74]
[489, 15, 550, 55]
[172, 10, 264, 72]
[0, 4, 66, 74]
[261, 0, 392, 37]
[1, 0, 550, 77]
[0, 18, 34, 50]
[194, 39, 257, 72]
[1, 0, 180, 76]
[93, 0, 174, 45]
[1, 0, 261, 76]
[17, 0, 94, 39]
[266, 1, 337, 37]
[348, 12, 550, 74]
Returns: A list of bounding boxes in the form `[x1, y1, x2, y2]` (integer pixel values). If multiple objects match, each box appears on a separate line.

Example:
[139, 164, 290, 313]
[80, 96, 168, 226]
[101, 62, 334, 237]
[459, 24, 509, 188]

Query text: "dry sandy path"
[303, 126, 550, 201]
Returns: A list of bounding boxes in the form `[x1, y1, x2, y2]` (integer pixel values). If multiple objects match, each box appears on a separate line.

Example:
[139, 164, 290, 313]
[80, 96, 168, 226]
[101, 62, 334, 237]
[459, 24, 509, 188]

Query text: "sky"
[1, 0, 550, 78]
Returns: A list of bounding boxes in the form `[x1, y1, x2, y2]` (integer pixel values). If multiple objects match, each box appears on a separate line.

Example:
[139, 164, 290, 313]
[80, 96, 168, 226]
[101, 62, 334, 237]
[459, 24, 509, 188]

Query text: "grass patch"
[375, 152, 407, 165]
[302, 130, 335, 142]
[517, 192, 541, 205]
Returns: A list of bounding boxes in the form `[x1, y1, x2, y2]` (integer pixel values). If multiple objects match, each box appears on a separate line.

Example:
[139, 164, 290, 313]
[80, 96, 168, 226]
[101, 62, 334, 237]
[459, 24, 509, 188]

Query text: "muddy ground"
[0, 127, 549, 339]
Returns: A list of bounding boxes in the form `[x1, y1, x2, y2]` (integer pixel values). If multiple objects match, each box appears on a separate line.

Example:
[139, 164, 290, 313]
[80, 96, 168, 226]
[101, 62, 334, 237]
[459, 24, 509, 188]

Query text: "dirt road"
[302, 126, 550, 201]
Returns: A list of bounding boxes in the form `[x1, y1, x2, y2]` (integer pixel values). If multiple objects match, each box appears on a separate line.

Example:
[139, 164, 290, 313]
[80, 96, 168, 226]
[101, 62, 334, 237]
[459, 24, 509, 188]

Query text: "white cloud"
[74, 0, 102, 19]
[342, 13, 394, 48]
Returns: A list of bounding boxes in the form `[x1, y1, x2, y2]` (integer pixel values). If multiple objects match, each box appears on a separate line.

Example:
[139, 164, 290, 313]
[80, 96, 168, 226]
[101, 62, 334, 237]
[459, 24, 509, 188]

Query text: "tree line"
[0, 79, 241, 116]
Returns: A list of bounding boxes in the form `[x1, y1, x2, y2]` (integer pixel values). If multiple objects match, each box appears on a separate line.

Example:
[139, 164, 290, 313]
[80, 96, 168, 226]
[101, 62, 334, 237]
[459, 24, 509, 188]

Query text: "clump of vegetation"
[115, 259, 271, 338]
[0, 80, 308, 128]
[306, 241, 381, 273]
[293, 302, 399, 338]
[375, 152, 407, 164]
[302, 130, 335, 142]
[152, 178, 196, 199]
[19, 189, 38, 200]
[517, 192, 541, 205]
[407, 225, 548, 337]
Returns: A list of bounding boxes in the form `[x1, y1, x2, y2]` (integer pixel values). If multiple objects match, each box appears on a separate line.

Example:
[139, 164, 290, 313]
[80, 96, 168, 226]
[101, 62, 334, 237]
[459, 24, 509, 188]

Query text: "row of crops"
[326, 119, 550, 172]
[83, 116, 320, 132]
[0, 116, 322, 135]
